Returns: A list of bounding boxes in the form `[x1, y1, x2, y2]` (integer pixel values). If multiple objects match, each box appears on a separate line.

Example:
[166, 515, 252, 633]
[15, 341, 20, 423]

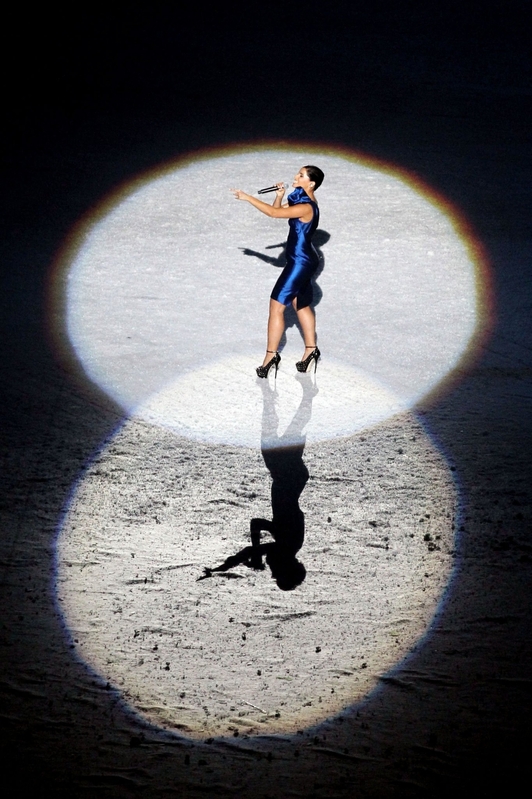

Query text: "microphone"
[258, 183, 287, 194]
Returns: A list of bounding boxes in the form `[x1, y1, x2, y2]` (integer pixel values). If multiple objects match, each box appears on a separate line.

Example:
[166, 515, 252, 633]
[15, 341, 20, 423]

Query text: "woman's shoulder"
[288, 187, 313, 205]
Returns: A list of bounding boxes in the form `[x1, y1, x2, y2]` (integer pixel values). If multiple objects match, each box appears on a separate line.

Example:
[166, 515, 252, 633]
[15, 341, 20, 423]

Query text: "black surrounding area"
[1, 3, 531, 796]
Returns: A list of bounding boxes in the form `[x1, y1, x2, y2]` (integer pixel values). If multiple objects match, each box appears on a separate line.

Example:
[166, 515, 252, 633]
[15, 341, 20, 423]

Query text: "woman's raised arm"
[230, 186, 313, 222]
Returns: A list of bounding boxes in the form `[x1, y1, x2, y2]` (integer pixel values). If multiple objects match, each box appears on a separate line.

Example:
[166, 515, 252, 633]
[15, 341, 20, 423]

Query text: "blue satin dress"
[270, 187, 320, 309]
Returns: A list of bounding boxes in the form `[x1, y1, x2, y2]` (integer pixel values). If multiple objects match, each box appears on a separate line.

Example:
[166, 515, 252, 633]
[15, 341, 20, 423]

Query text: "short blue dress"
[270, 187, 320, 309]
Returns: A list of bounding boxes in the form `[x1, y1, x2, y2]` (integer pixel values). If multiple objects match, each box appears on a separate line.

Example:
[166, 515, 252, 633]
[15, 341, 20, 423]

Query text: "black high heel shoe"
[256, 350, 281, 379]
[296, 345, 320, 373]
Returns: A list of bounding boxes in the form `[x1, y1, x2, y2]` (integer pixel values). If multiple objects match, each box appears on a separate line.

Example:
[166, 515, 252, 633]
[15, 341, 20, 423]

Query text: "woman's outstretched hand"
[230, 188, 248, 200]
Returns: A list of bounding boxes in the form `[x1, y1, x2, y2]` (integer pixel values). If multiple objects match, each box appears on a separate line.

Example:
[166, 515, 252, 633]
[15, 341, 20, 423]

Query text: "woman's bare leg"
[262, 298, 286, 366]
[293, 301, 317, 360]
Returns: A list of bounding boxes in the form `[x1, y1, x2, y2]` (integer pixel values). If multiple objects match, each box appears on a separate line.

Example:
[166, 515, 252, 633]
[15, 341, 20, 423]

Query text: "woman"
[231, 165, 324, 377]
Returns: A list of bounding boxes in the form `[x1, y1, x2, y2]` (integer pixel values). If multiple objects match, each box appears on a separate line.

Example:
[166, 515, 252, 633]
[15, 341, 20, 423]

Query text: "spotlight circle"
[53, 143, 489, 445]
[57, 409, 457, 738]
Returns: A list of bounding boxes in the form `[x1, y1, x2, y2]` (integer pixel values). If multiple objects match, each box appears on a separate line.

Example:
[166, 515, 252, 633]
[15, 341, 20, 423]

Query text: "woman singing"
[231, 165, 324, 378]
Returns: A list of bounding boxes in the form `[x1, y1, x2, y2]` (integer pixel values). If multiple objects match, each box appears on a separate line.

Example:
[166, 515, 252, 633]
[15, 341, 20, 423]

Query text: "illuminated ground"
[57, 412, 455, 737]
[53, 144, 477, 738]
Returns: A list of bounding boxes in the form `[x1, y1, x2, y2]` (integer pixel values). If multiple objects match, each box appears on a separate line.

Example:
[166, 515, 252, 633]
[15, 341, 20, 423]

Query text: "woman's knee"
[269, 299, 286, 317]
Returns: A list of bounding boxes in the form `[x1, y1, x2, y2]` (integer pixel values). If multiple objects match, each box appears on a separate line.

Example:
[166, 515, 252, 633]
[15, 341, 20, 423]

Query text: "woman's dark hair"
[304, 165, 324, 190]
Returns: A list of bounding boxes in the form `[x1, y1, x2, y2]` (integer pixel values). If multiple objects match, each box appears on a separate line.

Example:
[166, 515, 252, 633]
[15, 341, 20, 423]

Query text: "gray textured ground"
[57, 411, 455, 738]
[1, 6, 531, 798]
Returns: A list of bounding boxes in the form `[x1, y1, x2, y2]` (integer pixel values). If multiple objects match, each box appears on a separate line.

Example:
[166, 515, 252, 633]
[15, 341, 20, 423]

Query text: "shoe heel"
[314, 346, 321, 373]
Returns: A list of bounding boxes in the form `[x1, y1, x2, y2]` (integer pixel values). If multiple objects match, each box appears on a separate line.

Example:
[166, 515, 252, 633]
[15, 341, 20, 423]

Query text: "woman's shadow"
[198, 376, 318, 590]
[240, 229, 330, 344]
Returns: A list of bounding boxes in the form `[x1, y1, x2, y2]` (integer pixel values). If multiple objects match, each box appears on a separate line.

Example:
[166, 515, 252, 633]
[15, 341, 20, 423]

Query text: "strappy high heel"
[296, 345, 320, 373]
[256, 350, 281, 379]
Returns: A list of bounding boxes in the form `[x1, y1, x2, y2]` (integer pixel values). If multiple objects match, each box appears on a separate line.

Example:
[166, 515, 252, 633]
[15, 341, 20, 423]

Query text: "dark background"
[1, 2, 531, 796]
